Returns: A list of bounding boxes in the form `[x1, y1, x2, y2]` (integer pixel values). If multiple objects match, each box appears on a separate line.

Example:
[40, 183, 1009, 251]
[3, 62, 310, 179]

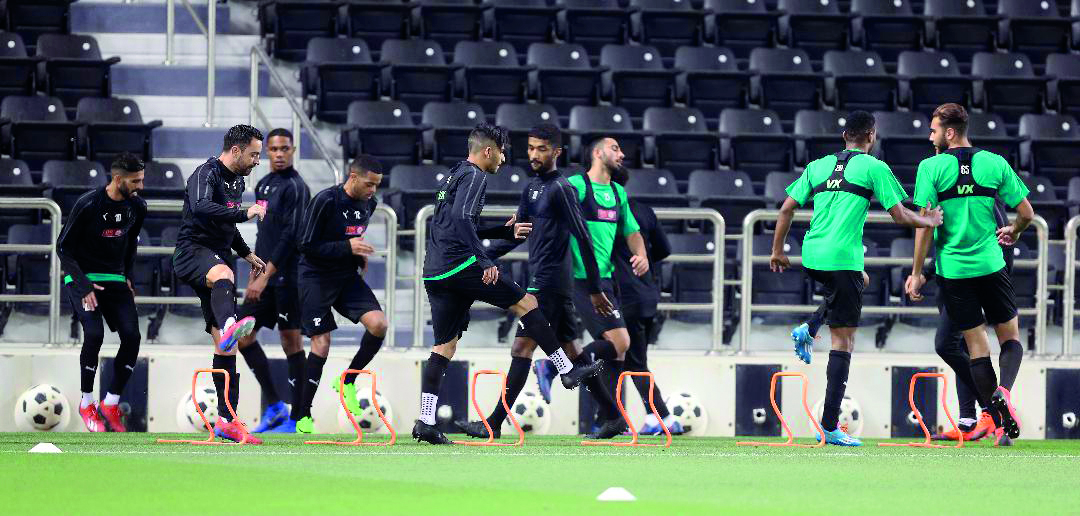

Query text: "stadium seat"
[764, 171, 799, 207]
[412, 0, 485, 59]
[75, 97, 161, 168]
[749, 48, 824, 126]
[452, 41, 531, 115]
[972, 52, 1048, 129]
[1046, 53, 1080, 120]
[494, 102, 566, 169]
[421, 101, 486, 167]
[599, 44, 676, 119]
[342, 100, 425, 172]
[967, 112, 1022, 171]
[526, 43, 602, 121]
[0, 33, 40, 103]
[739, 234, 807, 324]
[667, 233, 718, 323]
[258, 0, 339, 61]
[823, 50, 898, 112]
[629, 0, 708, 64]
[0, 95, 78, 170]
[997, 0, 1072, 67]
[339, 1, 413, 60]
[486, 0, 558, 57]
[888, 237, 938, 326]
[384, 164, 449, 229]
[924, 0, 999, 68]
[4, 0, 74, 53]
[857, 239, 889, 325]
[777, 0, 852, 63]
[42, 159, 108, 216]
[642, 106, 718, 181]
[568, 105, 645, 168]
[871, 110, 931, 185]
[624, 169, 686, 210]
[1019, 113, 1080, 188]
[380, 39, 459, 115]
[719, 108, 795, 181]
[35, 34, 120, 120]
[674, 46, 749, 123]
[139, 159, 185, 222]
[794, 109, 847, 166]
[0, 159, 44, 240]
[1022, 174, 1068, 238]
[485, 164, 529, 206]
[556, 0, 632, 61]
[1007, 240, 1039, 325]
[7, 224, 53, 314]
[130, 228, 160, 303]
[689, 170, 767, 235]
[896, 50, 972, 115]
[301, 37, 383, 124]
[703, 0, 780, 61]
[850, 0, 926, 65]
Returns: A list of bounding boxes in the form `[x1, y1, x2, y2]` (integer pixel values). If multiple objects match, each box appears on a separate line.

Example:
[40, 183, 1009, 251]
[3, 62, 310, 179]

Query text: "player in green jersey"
[771, 111, 943, 446]
[906, 103, 1033, 446]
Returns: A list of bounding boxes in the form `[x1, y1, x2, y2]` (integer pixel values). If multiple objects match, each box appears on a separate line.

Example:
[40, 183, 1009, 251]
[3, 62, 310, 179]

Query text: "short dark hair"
[527, 124, 562, 149]
[266, 127, 293, 144]
[842, 111, 876, 144]
[932, 103, 968, 136]
[349, 154, 383, 176]
[467, 123, 509, 154]
[589, 136, 613, 158]
[110, 152, 144, 176]
[222, 124, 263, 151]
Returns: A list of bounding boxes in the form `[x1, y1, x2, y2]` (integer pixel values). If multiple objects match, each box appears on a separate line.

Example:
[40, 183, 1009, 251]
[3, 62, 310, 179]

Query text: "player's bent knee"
[363, 312, 389, 337]
[205, 264, 234, 284]
[512, 294, 538, 315]
[510, 337, 537, 358]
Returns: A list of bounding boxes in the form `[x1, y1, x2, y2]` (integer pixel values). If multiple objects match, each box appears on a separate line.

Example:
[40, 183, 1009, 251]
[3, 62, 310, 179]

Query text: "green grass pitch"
[2, 433, 1079, 514]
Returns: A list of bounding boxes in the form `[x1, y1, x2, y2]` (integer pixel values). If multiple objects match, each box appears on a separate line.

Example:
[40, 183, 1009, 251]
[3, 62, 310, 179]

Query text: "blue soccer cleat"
[532, 359, 557, 404]
[816, 427, 863, 446]
[266, 419, 298, 433]
[252, 401, 289, 433]
[791, 323, 814, 364]
[641, 414, 685, 436]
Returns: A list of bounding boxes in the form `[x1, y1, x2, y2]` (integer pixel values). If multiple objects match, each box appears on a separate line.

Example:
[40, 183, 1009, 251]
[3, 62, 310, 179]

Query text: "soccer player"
[291, 155, 388, 434]
[906, 103, 1031, 446]
[413, 123, 603, 445]
[59, 152, 147, 432]
[453, 124, 627, 440]
[771, 111, 943, 446]
[233, 128, 311, 433]
[172, 124, 267, 444]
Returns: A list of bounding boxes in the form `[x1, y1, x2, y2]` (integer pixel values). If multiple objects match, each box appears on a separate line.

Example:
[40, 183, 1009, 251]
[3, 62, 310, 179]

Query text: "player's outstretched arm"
[887, 203, 943, 229]
[997, 198, 1034, 246]
[189, 167, 248, 223]
[770, 197, 798, 273]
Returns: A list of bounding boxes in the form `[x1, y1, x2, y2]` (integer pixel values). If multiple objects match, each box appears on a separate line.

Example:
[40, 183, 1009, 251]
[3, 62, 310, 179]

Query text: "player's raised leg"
[336, 310, 387, 416]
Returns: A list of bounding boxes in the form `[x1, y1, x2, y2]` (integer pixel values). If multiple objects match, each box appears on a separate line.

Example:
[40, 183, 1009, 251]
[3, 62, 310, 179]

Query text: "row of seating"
[261, 0, 1080, 69]
[0, 32, 119, 120]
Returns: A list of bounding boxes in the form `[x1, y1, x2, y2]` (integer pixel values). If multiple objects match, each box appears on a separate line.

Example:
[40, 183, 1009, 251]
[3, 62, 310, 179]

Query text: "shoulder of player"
[973, 148, 1009, 168]
[70, 188, 102, 213]
[311, 185, 338, 205]
[917, 152, 952, 170]
[130, 195, 148, 212]
[612, 181, 629, 200]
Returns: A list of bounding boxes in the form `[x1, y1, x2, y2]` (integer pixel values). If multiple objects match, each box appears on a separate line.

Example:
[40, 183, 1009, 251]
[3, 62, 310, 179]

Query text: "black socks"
[286, 350, 306, 421]
[488, 356, 530, 426]
[299, 353, 326, 419]
[584, 340, 617, 362]
[212, 354, 238, 422]
[239, 341, 280, 404]
[210, 279, 236, 330]
[970, 356, 1001, 426]
[518, 309, 561, 356]
[420, 352, 450, 425]
[631, 373, 670, 419]
[821, 350, 851, 431]
[998, 339, 1023, 391]
[344, 331, 386, 384]
[807, 304, 827, 339]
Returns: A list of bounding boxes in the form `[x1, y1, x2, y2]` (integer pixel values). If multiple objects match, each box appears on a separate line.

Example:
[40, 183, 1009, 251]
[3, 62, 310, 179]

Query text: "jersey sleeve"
[995, 157, 1029, 208]
[55, 193, 93, 297]
[124, 200, 147, 279]
[298, 191, 350, 259]
[188, 166, 247, 223]
[912, 158, 938, 209]
[785, 166, 814, 206]
[567, 174, 586, 203]
[616, 184, 640, 236]
[869, 160, 908, 211]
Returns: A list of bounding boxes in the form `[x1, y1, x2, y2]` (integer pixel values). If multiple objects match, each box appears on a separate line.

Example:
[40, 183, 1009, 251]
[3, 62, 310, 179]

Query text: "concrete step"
[153, 126, 340, 161]
[72, 1, 231, 35]
[93, 33, 260, 67]
[112, 64, 285, 97]
[118, 95, 296, 128]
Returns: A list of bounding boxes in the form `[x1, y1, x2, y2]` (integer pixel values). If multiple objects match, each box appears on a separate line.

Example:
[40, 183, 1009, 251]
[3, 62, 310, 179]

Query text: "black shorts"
[938, 267, 1017, 332]
[572, 279, 626, 340]
[805, 268, 865, 328]
[64, 281, 140, 337]
[515, 289, 577, 343]
[173, 244, 234, 334]
[238, 283, 301, 332]
[424, 263, 527, 345]
[298, 273, 382, 337]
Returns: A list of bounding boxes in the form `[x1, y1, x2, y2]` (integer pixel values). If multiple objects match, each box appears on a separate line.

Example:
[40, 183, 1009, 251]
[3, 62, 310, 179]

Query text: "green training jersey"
[566, 174, 640, 280]
[786, 150, 908, 271]
[912, 149, 1028, 280]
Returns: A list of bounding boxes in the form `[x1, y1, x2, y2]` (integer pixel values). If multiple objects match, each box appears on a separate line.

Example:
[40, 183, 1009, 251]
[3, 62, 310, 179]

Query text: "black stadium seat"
[823, 50, 898, 112]
[998, 0, 1072, 67]
[0, 33, 40, 103]
[342, 100, 426, 172]
[765, 171, 800, 207]
[568, 105, 645, 168]
[972, 52, 1048, 129]
[385, 164, 449, 229]
[704, 0, 780, 61]
[421, 101, 486, 167]
[629, 0, 708, 64]
[624, 168, 687, 209]
[414, 0, 486, 57]
[0, 95, 78, 170]
[872, 110, 932, 185]
[301, 37, 383, 124]
[556, 0, 632, 61]
[4, 0, 75, 54]
[42, 159, 108, 216]
[1019, 113, 1080, 188]
[794, 109, 847, 165]
[527, 43, 601, 120]
[924, 0, 999, 68]
[339, 1, 413, 60]
[719, 108, 795, 180]
[967, 112, 1022, 171]
[667, 233, 716, 323]
[7, 223, 53, 314]
[1047, 53, 1080, 120]
[1022, 174, 1069, 238]
[0, 159, 43, 241]
[452, 41, 531, 115]
[75, 97, 161, 168]
[494, 102, 567, 169]
[485, 164, 529, 206]
[35, 34, 120, 119]
[749, 47, 825, 126]
[642, 106, 718, 181]
[850, 0, 926, 65]
[380, 39, 459, 115]
[897, 50, 972, 114]
[487, 0, 559, 57]
[599, 44, 676, 120]
[259, 1, 339, 62]
[674, 46, 749, 122]
[740, 234, 806, 324]
[689, 169, 768, 235]
[777, 0, 851, 63]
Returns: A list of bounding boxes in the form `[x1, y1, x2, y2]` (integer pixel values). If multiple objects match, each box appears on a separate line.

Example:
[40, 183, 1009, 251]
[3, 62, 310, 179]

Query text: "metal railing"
[249, 45, 342, 186]
[738, 210, 1051, 355]
[1061, 215, 1080, 356]
[0, 199, 62, 343]
[164, 0, 216, 127]
[413, 205, 727, 350]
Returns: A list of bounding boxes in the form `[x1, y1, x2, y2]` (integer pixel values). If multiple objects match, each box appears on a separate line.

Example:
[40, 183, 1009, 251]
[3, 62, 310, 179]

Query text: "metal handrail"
[1062, 215, 1080, 356]
[413, 205, 727, 350]
[738, 210, 1050, 355]
[249, 45, 342, 186]
[0, 199, 62, 343]
[165, 0, 216, 127]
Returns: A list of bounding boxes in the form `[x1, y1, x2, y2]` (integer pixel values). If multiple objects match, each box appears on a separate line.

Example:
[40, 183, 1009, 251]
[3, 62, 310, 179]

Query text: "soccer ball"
[175, 386, 218, 432]
[509, 391, 550, 434]
[15, 384, 69, 431]
[337, 389, 394, 433]
[814, 395, 864, 436]
[666, 391, 708, 435]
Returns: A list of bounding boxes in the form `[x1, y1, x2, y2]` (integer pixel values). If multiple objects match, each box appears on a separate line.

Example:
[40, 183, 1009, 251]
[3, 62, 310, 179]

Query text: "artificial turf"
[1, 432, 1079, 514]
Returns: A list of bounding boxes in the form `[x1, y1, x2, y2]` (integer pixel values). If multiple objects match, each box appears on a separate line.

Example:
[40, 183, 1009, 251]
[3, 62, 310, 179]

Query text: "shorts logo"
[345, 225, 367, 236]
[517, 320, 525, 330]
[826, 179, 842, 189]
[957, 184, 974, 195]
[213, 254, 220, 260]
[313, 317, 322, 327]
[101, 228, 124, 238]
[597, 208, 617, 222]
[279, 313, 288, 320]
[960, 164, 971, 175]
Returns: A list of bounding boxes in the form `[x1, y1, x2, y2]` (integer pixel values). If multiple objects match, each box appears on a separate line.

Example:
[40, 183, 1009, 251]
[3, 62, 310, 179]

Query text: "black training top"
[253, 167, 310, 285]
[176, 157, 251, 257]
[298, 183, 376, 278]
[613, 198, 670, 318]
[56, 187, 147, 298]
[424, 161, 504, 279]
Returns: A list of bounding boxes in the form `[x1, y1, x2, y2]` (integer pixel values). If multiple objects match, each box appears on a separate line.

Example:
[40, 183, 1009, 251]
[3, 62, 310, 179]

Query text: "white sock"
[420, 393, 438, 425]
[549, 349, 572, 375]
[959, 417, 977, 429]
[80, 393, 94, 409]
[663, 414, 678, 426]
[104, 393, 120, 406]
[643, 413, 660, 427]
[223, 316, 236, 332]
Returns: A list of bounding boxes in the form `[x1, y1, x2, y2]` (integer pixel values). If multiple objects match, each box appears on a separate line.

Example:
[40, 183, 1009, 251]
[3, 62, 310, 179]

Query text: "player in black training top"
[58, 152, 147, 433]
[453, 124, 630, 440]
[292, 155, 388, 435]
[171, 124, 268, 444]
[232, 128, 311, 434]
[413, 123, 603, 445]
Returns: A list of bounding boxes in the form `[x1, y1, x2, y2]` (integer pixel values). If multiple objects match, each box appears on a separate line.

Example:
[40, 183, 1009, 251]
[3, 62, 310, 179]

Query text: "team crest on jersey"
[436, 191, 447, 201]
[531, 190, 540, 201]
[597, 208, 617, 221]
[101, 229, 124, 238]
[345, 225, 367, 236]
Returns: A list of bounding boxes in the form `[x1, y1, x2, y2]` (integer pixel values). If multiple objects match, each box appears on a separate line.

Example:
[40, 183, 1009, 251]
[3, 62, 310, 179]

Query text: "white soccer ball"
[436, 404, 453, 422]
[666, 391, 708, 435]
[175, 386, 218, 432]
[509, 391, 550, 434]
[814, 395, 864, 436]
[337, 389, 394, 433]
[15, 384, 69, 431]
